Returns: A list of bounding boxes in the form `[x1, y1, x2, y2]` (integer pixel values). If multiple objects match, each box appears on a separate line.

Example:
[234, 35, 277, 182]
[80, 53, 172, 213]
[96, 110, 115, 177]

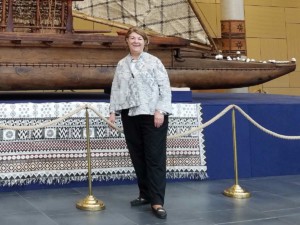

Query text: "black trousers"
[121, 109, 168, 206]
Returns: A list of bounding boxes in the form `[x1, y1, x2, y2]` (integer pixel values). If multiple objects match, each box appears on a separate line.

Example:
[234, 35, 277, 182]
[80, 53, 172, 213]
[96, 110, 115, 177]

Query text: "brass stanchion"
[223, 109, 251, 199]
[76, 107, 105, 211]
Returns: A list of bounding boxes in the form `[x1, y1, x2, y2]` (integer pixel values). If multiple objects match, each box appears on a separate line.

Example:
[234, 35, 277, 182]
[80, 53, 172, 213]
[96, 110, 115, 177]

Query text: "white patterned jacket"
[109, 52, 172, 116]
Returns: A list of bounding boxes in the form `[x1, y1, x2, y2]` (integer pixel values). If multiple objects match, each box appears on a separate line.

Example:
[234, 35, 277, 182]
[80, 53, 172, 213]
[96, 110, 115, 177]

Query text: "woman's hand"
[108, 113, 116, 128]
[154, 110, 164, 128]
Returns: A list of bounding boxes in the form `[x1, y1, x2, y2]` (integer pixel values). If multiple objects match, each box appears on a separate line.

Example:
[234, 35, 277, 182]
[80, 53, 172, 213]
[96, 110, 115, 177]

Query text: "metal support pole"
[76, 107, 105, 211]
[223, 109, 250, 198]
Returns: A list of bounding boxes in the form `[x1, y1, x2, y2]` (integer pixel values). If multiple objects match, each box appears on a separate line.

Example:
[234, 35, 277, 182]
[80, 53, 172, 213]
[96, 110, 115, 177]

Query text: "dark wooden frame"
[0, 0, 84, 33]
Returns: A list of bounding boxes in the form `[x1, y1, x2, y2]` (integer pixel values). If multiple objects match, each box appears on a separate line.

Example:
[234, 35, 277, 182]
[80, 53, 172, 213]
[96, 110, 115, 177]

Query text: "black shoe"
[130, 197, 150, 206]
[152, 206, 167, 219]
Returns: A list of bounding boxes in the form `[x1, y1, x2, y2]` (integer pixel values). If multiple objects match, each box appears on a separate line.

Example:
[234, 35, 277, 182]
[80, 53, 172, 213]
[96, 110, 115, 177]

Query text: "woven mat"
[0, 102, 207, 186]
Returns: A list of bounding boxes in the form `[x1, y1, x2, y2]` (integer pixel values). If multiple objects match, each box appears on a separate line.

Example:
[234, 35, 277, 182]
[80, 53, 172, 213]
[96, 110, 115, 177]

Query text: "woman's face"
[126, 32, 145, 56]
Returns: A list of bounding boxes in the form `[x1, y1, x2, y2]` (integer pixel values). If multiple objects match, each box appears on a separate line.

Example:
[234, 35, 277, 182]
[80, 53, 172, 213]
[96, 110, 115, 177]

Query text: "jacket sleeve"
[154, 59, 172, 114]
[109, 64, 121, 114]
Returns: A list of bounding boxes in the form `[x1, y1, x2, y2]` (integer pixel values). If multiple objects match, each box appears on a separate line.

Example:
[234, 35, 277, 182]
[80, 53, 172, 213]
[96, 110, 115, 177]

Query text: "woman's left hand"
[154, 110, 164, 128]
[108, 113, 116, 128]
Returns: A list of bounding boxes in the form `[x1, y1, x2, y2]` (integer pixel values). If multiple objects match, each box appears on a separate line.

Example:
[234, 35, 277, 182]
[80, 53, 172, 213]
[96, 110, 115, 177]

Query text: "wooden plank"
[7, 0, 14, 32]
[1, 0, 6, 32]
[0, 32, 190, 48]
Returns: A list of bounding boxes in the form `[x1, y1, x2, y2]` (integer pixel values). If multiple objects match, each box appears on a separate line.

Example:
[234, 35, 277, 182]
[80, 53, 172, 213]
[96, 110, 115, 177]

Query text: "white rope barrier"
[0, 103, 300, 141]
[87, 104, 124, 133]
[166, 104, 234, 139]
[233, 105, 300, 140]
[0, 104, 86, 130]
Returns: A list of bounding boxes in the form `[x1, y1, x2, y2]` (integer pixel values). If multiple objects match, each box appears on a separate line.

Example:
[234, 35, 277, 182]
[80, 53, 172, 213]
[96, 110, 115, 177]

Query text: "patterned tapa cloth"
[0, 102, 207, 186]
[73, 0, 210, 45]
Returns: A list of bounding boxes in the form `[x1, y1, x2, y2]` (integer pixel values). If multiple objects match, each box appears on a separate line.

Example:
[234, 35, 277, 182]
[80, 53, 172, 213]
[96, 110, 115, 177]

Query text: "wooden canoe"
[0, 32, 296, 91]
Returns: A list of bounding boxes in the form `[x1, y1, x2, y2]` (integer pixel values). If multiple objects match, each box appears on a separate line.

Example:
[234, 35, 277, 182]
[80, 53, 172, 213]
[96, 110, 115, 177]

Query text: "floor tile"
[1, 175, 300, 225]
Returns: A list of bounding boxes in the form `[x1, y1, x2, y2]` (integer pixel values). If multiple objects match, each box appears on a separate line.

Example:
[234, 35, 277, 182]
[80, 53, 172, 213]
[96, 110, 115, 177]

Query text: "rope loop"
[233, 105, 300, 140]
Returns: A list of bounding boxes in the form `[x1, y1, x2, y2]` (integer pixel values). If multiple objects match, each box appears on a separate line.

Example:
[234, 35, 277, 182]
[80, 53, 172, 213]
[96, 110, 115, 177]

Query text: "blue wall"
[198, 93, 300, 180]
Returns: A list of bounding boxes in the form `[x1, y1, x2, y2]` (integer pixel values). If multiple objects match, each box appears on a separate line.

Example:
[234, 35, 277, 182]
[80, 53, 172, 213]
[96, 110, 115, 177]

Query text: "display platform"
[0, 92, 206, 189]
[195, 93, 300, 180]
[1, 92, 300, 190]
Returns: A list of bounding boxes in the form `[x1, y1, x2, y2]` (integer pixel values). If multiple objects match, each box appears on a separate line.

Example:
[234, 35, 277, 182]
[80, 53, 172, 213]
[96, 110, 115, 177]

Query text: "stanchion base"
[223, 184, 251, 199]
[76, 195, 105, 211]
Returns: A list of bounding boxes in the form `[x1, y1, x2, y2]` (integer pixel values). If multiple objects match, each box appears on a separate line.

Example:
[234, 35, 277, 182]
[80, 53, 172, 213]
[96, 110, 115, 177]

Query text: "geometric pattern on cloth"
[73, 0, 210, 45]
[0, 102, 206, 186]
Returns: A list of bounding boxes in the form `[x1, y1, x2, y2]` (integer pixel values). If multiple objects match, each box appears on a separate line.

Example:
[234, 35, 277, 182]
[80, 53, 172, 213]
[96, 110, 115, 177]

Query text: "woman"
[108, 27, 172, 219]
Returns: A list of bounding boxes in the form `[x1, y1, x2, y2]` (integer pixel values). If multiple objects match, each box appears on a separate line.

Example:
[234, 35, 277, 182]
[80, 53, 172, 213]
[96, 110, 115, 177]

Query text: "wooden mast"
[66, 0, 73, 33]
[36, 0, 41, 33]
[61, 1, 66, 33]
[66, 0, 84, 33]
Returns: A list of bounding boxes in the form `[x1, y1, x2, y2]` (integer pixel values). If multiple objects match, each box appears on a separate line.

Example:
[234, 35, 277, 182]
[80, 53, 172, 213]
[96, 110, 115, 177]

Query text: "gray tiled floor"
[1, 175, 300, 225]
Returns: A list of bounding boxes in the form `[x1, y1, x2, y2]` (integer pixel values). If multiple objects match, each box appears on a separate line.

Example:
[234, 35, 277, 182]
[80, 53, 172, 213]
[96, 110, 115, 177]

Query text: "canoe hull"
[0, 61, 296, 90]
[0, 34, 296, 91]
